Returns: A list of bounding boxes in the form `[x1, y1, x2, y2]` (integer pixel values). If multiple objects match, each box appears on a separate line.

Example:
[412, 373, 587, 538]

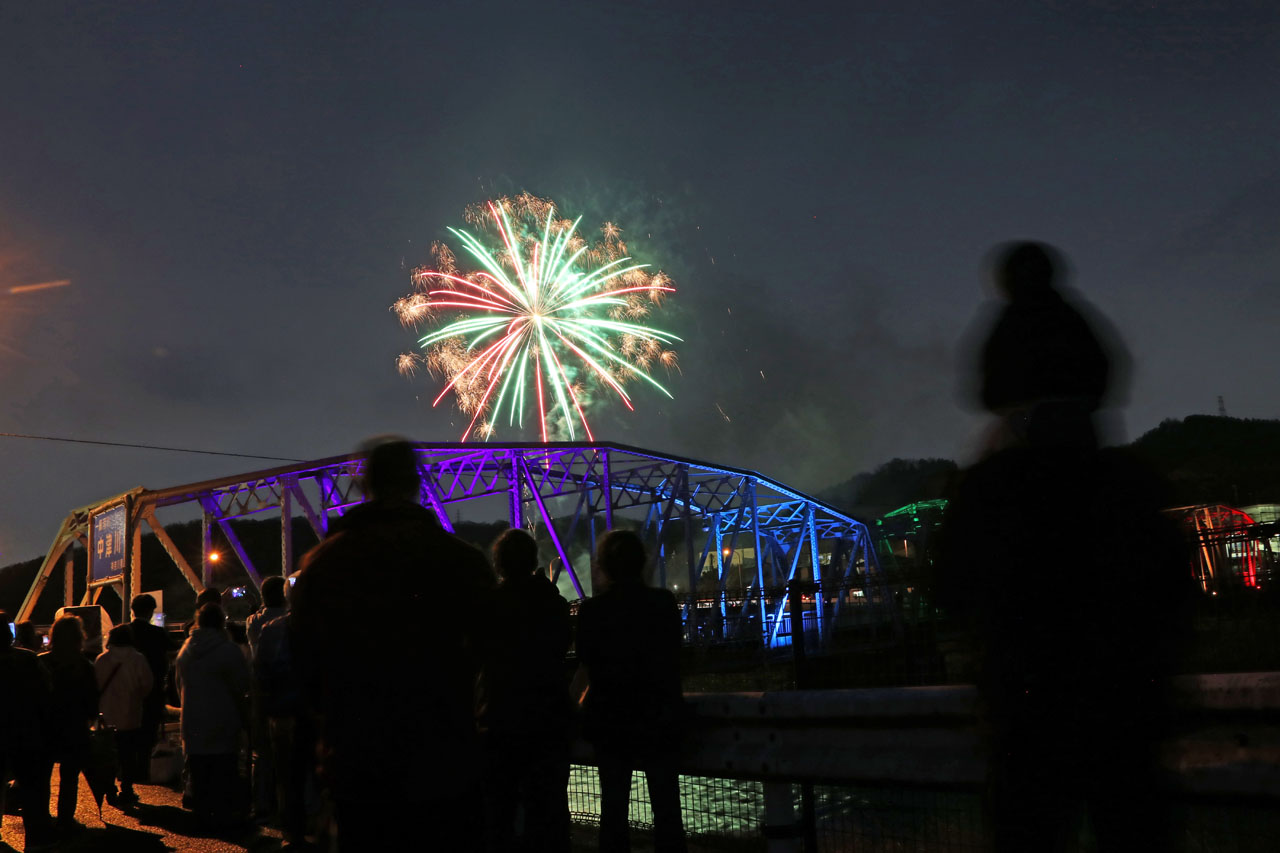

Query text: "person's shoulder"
[11, 648, 44, 678]
[14, 647, 42, 667]
[439, 529, 487, 562]
[439, 532, 495, 582]
[644, 586, 678, 606]
[300, 527, 353, 569]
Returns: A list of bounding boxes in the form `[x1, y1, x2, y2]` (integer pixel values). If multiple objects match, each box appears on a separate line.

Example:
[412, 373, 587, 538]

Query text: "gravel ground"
[2, 769, 289, 852]
[2, 770, 663, 852]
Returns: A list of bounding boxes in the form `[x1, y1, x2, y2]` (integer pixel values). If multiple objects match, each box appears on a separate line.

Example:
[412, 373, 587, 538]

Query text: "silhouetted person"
[575, 530, 687, 853]
[248, 576, 289, 654]
[129, 593, 171, 782]
[95, 624, 154, 808]
[14, 621, 41, 652]
[1, 612, 55, 848]
[169, 586, 223, 707]
[477, 528, 572, 853]
[247, 576, 289, 820]
[967, 241, 1130, 452]
[941, 242, 1191, 852]
[253, 583, 312, 848]
[176, 603, 251, 826]
[39, 614, 98, 832]
[183, 586, 223, 638]
[291, 437, 495, 852]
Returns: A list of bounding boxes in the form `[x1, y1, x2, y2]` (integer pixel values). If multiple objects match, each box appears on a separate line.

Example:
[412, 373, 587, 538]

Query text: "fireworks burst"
[395, 195, 679, 441]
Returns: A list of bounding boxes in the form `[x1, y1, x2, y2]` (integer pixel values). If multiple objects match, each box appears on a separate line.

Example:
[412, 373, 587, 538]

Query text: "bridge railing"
[670, 565, 1280, 691]
[564, 675, 1280, 851]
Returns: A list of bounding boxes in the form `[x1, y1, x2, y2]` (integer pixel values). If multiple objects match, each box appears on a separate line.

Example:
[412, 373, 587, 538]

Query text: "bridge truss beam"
[18, 443, 880, 648]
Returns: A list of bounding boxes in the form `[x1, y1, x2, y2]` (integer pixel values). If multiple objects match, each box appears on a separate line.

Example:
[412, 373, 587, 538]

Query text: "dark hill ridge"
[819, 415, 1280, 517]
[1128, 415, 1280, 509]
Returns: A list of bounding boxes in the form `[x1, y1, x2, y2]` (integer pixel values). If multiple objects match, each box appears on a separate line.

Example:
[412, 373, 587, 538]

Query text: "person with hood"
[39, 614, 99, 832]
[182, 587, 222, 638]
[477, 528, 572, 853]
[176, 603, 251, 824]
[291, 437, 495, 851]
[574, 530, 687, 853]
[1, 612, 55, 849]
[95, 624, 154, 808]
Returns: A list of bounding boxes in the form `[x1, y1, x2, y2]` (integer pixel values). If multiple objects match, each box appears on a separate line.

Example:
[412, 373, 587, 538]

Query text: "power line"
[0, 432, 304, 463]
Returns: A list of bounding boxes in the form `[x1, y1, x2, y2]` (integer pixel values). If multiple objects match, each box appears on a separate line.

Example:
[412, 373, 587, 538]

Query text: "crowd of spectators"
[1, 438, 689, 852]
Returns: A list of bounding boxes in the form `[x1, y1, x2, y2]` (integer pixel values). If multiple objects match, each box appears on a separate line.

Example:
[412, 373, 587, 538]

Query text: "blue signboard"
[91, 505, 127, 581]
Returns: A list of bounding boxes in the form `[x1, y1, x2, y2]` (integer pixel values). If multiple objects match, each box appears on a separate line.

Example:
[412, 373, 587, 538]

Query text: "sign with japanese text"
[91, 505, 127, 581]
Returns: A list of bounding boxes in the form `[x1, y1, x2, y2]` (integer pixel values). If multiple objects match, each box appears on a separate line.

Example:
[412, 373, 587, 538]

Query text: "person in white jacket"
[176, 603, 251, 824]
[94, 624, 154, 807]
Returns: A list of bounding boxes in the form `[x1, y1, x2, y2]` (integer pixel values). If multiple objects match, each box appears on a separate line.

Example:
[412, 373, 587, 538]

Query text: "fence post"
[787, 580, 820, 852]
[762, 782, 802, 853]
[788, 580, 811, 687]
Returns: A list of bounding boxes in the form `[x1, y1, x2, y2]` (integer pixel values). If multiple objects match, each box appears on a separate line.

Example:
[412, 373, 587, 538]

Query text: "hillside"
[1128, 415, 1280, 508]
[819, 415, 1280, 517]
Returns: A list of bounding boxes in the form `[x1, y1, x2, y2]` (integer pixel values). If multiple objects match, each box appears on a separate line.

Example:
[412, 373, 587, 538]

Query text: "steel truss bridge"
[19, 443, 879, 647]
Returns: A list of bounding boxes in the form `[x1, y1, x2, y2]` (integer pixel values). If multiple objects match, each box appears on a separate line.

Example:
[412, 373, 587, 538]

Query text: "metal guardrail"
[566, 674, 1280, 851]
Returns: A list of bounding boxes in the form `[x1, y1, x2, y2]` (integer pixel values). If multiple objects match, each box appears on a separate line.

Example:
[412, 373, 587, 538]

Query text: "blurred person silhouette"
[253, 577, 312, 848]
[940, 241, 1191, 852]
[95, 624, 154, 809]
[477, 528, 572, 853]
[39, 614, 98, 833]
[14, 621, 41, 652]
[574, 530, 687, 853]
[176, 603, 251, 826]
[1, 612, 56, 849]
[247, 576, 290, 822]
[129, 594, 172, 783]
[291, 437, 495, 852]
[963, 241, 1133, 453]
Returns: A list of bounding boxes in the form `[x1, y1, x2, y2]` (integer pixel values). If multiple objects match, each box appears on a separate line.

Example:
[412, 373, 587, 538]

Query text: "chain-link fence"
[568, 769, 1280, 852]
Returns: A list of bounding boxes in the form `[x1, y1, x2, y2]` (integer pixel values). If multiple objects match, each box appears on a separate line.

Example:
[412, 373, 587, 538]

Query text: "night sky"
[1, 1, 1277, 563]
